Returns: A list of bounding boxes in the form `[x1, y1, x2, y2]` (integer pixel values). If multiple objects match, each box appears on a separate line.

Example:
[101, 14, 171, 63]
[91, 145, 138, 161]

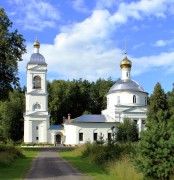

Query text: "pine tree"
[133, 83, 174, 179]
[147, 82, 168, 124]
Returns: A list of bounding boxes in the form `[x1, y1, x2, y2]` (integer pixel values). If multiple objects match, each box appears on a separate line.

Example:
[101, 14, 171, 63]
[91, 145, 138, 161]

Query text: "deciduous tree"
[0, 8, 26, 100]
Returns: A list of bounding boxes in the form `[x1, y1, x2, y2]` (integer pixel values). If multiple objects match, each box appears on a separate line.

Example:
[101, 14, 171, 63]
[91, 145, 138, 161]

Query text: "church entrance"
[55, 134, 61, 144]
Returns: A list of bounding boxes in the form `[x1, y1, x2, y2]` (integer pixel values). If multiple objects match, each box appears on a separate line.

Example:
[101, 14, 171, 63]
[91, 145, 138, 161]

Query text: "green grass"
[0, 148, 39, 180]
[59, 146, 143, 180]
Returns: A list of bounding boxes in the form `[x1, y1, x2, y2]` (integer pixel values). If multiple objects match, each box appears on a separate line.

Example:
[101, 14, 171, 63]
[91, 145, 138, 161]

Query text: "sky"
[1, 0, 174, 94]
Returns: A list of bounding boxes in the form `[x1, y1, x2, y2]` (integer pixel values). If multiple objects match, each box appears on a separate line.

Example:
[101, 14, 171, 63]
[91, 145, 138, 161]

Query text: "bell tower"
[24, 39, 50, 144]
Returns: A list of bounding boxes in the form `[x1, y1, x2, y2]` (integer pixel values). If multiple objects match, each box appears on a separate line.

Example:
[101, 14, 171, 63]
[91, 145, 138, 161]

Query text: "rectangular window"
[108, 133, 112, 141]
[94, 133, 98, 141]
[36, 126, 38, 130]
[36, 137, 39, 140]
[79, 133, 83, 141]
[142, 120, 146, 124]
[134, 120, 137, 124]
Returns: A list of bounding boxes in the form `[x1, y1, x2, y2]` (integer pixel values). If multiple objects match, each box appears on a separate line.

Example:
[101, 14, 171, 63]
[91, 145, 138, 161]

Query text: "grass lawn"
[0, 148, 39, 180]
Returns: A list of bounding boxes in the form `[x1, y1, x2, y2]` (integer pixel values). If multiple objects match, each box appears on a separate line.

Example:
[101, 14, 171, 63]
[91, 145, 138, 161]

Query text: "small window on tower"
[36, 126, 38, 130]
[126, 72, 129, 77]
[36, 137, 39, 140]
[33, 76, 41, 89]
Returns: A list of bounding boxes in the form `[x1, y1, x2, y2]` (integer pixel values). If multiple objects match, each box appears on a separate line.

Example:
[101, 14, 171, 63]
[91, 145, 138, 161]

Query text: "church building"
[24, 40, 148, 145]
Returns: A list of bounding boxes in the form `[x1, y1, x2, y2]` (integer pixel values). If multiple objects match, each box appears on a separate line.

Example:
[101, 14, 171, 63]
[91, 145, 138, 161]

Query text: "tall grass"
[60, 143, 143, 180]
[106, 156, 143, 180]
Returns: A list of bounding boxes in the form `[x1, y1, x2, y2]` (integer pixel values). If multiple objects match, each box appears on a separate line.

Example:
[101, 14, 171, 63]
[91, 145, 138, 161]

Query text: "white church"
[24, 39, 148, 145]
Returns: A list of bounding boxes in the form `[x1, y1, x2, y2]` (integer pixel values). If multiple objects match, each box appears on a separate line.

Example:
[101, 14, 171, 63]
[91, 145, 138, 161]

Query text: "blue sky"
[1, 0, 174, 94]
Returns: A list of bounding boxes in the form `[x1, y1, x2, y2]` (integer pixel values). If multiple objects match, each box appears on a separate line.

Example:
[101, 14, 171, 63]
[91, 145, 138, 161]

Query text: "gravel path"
[25, 147, 90, 180]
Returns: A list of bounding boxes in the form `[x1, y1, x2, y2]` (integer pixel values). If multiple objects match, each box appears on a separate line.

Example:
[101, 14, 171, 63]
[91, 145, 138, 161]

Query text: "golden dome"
[34, 38, 40, 48]
[120, 53, 132, 69]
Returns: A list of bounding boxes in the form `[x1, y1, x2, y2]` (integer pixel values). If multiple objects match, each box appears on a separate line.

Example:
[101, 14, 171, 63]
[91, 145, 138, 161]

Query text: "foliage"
[82, 142, 136, 166]
[116, 118, 139, 143]
[60, 144, 140, 180]
[133, 83, 174, 180]
[48, 78, 114, 124]
[96, 132, 105, 145]
[0, 8, 26, 100]
[0, 88, 25, 142]
[0, 144, 23, 167]
[147, 82, 168, 124]
[166, 85, 174, 119]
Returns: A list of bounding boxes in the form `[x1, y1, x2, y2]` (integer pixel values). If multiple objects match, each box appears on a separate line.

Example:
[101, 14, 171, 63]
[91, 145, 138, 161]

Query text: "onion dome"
[120, 53, 132, 69]
[33, 38, 40, 48]
[28, 39, 46, 65]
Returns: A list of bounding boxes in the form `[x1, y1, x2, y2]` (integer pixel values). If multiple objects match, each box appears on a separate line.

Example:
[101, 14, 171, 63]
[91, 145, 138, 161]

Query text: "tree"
[147, 82, 168, 124]
[0, 89, 25, 142]
[166, 84, 174, 119]
[133, 83, 174, 179]
[134, 111, 174, 179]
[116, 118, 139, 143]
[0, 8, 26, 100]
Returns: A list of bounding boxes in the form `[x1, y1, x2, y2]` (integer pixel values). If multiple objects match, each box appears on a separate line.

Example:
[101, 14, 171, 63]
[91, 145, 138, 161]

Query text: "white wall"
[64, 122, 118, 145]
[107, 91, 147, 108]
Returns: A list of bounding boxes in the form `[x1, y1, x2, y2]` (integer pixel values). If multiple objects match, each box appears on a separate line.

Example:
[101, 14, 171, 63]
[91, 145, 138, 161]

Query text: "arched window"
[33, 76, 41, 89]
[33, 103, 41, 110]
[133, 95, 136, 104]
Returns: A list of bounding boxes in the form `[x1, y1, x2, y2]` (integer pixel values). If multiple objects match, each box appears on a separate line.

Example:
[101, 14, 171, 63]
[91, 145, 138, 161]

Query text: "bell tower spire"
[34, 37, 40, 53]
[120, 49, 132, 80]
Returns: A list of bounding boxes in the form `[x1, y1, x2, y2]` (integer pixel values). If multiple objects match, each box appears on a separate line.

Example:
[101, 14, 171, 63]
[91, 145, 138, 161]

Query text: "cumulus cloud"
[9, 0, 60, 31]
[19, 0, 174, 82]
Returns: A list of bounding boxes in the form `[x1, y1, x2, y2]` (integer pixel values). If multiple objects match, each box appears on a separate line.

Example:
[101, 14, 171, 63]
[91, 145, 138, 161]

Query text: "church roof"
[108, 79, 147, 94]
[49, 125, 64, 130]
[70, 114, 115, 123]
[29, 53, 46, 64]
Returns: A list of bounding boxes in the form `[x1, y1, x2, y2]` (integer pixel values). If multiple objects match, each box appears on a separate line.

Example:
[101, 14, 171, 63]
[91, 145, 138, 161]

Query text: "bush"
[81, 142, 136, 167]
[0, 145, 23, 167]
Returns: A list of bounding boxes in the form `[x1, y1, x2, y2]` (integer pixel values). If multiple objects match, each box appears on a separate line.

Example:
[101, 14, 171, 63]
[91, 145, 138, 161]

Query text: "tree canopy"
[0, 8, 26, 100]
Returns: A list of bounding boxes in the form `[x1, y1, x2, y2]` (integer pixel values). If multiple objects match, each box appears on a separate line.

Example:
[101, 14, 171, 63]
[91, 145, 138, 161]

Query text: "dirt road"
[25, 147, 90, 180]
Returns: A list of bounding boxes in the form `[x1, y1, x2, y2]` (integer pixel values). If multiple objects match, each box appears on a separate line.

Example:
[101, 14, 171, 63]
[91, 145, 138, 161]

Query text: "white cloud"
[153, 39, 174, 47]
[19, 0, 174, 82]
[71, 0, 89, 13]
[9, 0, 60, 31]
[154, 40, 167, 47]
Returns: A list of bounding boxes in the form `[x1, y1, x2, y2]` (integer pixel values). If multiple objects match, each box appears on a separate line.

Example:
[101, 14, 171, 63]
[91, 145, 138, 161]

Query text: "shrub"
[0, 145, 23, 167]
